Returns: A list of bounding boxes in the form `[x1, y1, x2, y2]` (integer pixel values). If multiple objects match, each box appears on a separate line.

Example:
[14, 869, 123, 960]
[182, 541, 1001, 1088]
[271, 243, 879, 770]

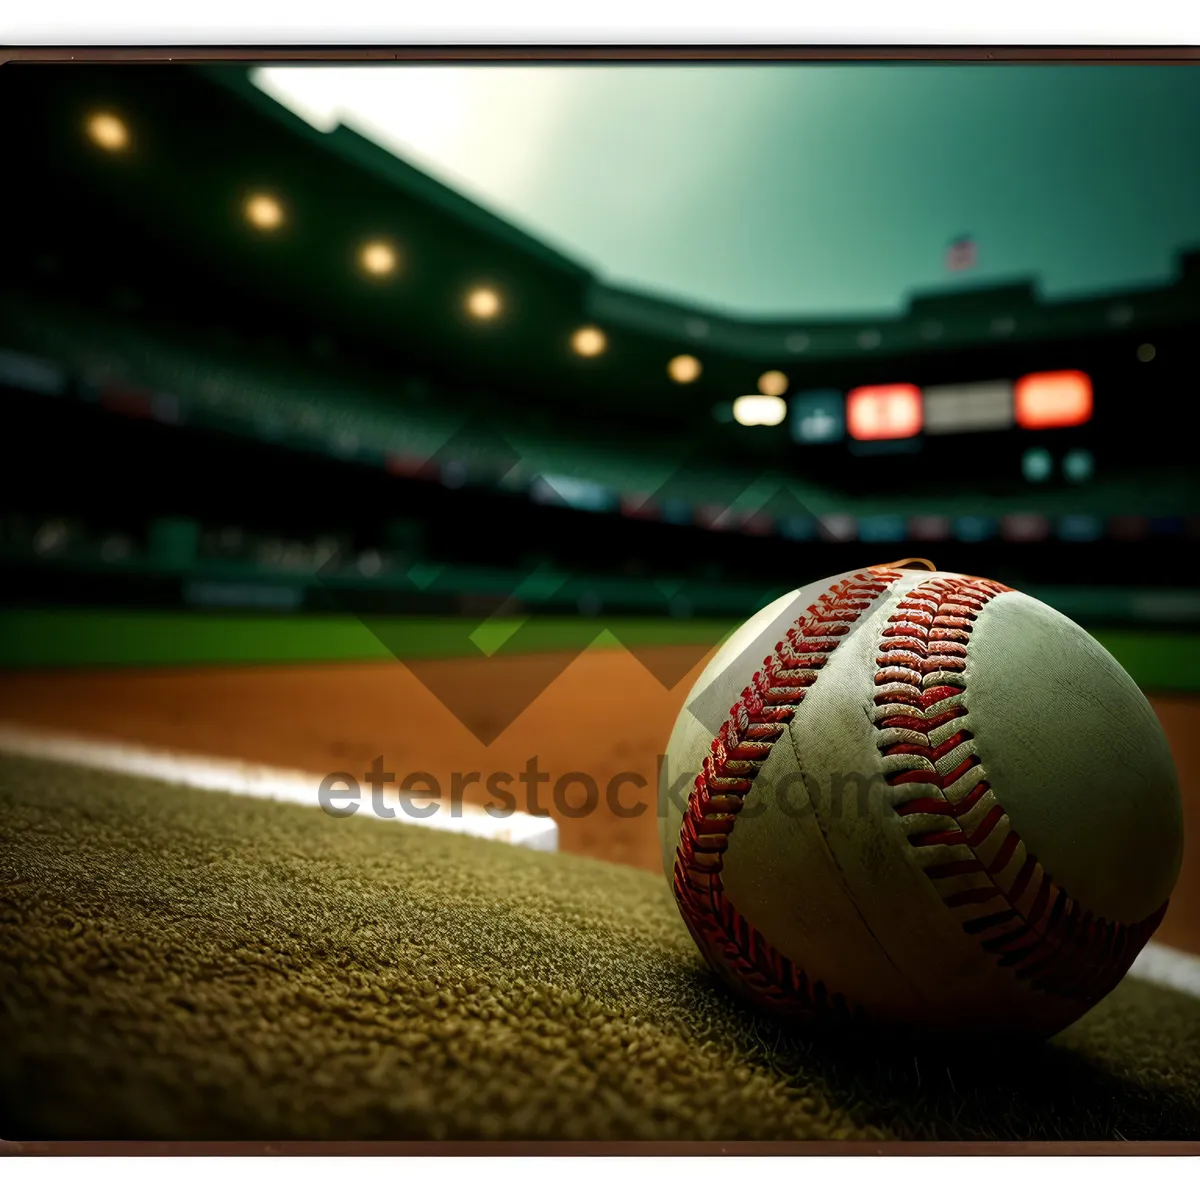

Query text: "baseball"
[660, 563, 1184, 1038]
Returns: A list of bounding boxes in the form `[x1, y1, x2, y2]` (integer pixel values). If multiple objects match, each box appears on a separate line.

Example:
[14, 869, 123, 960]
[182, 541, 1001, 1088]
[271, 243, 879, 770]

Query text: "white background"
[3, 0, 1200, 46]
[2, 0, 1196, 1184]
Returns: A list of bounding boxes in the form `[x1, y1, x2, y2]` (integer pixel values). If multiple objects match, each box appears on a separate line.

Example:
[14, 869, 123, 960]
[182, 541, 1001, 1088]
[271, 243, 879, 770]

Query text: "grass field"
[0, 610, 735, 667]
[1, 608, 1199, 693]
[3, 752, 1199, 1141]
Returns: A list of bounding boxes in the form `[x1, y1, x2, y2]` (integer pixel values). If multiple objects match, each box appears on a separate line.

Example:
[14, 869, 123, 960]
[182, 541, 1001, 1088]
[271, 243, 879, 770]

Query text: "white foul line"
[3, 720, 1199, 995]
[0, 721, 558, 852]
[1126, 939, 1200, 999]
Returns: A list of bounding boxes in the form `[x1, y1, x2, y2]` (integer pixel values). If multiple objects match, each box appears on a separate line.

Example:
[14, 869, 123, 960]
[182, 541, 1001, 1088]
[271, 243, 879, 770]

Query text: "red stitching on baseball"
[672, 566, 1163, 1023]
[873, 575, 1167, 1005]
[672, 566, 903, 1020]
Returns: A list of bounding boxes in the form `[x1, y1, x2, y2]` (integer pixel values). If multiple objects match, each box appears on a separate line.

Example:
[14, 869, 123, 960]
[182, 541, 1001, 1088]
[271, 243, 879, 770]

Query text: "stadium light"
[668, 354, 702, 384]
[732, 395, 786, 427]
[571, 327, 606, 357]
[466, 287, 502, 320]
[86, 111, 129, 152]
[757, 370, 789, 397]
[358, 240, 399, 277]
[244, 193, 285, 231]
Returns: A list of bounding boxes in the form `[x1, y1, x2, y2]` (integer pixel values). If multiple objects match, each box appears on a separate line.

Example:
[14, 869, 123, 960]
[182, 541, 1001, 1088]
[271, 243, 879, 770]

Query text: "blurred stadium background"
[1, 61, 1198, 947]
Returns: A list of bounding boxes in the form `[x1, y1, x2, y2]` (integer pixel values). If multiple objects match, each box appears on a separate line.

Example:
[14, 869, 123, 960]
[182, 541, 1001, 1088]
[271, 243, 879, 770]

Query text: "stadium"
[1, 59, 1198, 1142]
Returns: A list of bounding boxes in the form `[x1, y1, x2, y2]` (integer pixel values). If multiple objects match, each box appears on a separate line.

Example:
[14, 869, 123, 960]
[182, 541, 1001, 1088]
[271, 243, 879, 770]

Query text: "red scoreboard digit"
[846, 383, 923, 441]
[1014, 370, 1093, 429]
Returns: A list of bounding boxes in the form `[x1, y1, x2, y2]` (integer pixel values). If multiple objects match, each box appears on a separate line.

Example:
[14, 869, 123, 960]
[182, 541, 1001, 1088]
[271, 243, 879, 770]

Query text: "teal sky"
[253, 64, 1200, 319]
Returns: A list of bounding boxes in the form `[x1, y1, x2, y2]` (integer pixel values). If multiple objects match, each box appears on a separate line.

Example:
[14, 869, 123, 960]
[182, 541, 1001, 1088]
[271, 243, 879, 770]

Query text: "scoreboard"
[791, 370, 1094, 448]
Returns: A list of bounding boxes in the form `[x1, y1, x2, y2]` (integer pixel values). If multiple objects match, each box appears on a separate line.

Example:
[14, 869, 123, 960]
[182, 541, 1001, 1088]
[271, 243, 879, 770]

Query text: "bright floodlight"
[359, 240, 399, 277]
[244, 193, 285, 231]
[86, 112, 129, 152]
[466, 287, 502, 320]
[733, 395, 786, 427]
[571, 327, 606, 357]
[757, 369, 789, 397]
[668, 354, 702, 384]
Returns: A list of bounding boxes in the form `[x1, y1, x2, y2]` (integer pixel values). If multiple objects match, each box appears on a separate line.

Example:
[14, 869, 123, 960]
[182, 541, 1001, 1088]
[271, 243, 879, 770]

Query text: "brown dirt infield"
[1, 648, 1197, 954]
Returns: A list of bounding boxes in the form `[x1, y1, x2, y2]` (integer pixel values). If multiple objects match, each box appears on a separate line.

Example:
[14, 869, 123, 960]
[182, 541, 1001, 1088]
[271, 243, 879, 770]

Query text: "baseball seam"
[671, 566, 902, 1020]
[873, 575, 1166, 1006]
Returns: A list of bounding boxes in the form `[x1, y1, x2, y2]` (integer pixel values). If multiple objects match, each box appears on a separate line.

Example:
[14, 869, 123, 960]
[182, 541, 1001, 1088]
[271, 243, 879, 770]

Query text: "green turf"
[0, 610, 738, 670]
[1087, 631, 1200, 694]
[1, 609, 1198, 694]
[2, 752, 1199, 1141]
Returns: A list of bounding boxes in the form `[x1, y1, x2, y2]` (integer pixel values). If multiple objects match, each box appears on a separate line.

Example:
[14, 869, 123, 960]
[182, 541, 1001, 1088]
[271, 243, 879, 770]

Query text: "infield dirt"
[1, 647, 1196, 953]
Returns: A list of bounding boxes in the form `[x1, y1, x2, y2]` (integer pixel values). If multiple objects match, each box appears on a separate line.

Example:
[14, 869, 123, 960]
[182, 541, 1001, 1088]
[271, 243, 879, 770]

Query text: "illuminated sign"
[1002, 513, 1051, 542]
[858, 515, 906, 543]
[529, 474, 617, 513]
[817, 513, 857, 542]
[733, 395, 786, 426]
[789, 390, 844, 444]
[1109, 516, 1149, 541]
[1014, 371, 1093, 429]
[909, 515, 951, 541]
[953, 516, 997, 542]
[846, 384, 923, 440]
[924, 381, 1013, 434]
[1058, 515, 1103, 542]
[779, 515, 816, 541]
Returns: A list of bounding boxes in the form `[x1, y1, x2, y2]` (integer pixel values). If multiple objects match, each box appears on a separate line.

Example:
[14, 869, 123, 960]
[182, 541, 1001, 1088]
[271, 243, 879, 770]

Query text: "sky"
[252, 64, 1200, 319]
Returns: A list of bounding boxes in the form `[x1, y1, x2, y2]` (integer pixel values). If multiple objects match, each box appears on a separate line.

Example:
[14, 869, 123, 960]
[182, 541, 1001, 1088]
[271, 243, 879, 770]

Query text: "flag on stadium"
[946, 234, 977, 271]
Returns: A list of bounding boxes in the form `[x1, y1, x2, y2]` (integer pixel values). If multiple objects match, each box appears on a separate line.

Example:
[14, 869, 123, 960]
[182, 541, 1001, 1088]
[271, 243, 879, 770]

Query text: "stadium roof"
[10, 61, 1200, 427]
[251, 63, 1200, 319]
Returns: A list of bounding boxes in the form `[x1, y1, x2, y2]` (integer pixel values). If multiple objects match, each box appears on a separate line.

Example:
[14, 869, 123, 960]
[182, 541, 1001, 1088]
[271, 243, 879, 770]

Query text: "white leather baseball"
[659, 564, 1183, 1038]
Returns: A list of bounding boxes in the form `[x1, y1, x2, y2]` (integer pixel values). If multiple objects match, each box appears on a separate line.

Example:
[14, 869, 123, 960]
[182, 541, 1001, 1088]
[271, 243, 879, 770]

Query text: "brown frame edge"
[2, 1140, 1198, 1155]
[0, 37, 1198, 1159]
[2, 46, 1200, 66]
